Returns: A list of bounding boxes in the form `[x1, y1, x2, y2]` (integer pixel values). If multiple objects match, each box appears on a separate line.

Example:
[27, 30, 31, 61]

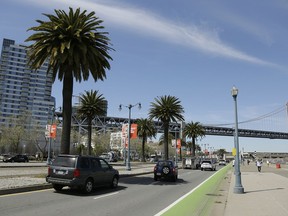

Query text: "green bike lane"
[155, 165, 231, 216]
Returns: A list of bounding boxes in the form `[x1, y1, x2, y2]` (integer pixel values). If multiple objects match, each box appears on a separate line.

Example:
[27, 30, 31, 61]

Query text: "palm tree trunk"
[61, 72, 73, 154]
[87, 118, 92, 155]
[141, 137, 146, 162]
[192, 137, 196, 157]
[164, 122, 169, 160]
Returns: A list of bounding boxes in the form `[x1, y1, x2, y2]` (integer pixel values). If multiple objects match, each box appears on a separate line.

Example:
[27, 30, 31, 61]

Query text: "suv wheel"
[111, 176, 118, 188]
[162, 166, 170, 175]
[53, 184, 63, 191]
[82, 179, 93, 194]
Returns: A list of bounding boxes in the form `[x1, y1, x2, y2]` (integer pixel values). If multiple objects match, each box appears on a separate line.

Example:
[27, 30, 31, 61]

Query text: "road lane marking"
[93, 192, 119, 200]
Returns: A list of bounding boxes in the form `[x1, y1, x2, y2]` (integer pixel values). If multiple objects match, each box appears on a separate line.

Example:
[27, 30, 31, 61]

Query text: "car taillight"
[48, 167, 51, 175]
[73, 169, 80, 177]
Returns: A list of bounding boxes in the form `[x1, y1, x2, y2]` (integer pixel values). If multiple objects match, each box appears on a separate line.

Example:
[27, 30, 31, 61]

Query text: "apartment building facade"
[0, 38, 55, 129]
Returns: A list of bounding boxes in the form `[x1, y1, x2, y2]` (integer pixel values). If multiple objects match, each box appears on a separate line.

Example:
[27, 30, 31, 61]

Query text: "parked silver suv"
[46, 154, 119, 193]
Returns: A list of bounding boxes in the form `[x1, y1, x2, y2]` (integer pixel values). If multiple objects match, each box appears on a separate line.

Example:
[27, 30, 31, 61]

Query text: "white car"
[218, 159, 226, 166]
[201, 160, 216, 171]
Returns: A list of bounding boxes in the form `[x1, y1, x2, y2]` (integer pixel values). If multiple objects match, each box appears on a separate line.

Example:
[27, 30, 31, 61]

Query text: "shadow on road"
[119, 175, 188, 185]
[51, 185, 127, 197]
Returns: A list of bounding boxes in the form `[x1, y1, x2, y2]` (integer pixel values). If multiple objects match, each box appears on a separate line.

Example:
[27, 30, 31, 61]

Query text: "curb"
[0, 184, 52, 196]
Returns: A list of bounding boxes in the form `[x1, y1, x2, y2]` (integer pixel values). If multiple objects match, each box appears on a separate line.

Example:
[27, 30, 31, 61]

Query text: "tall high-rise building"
[0, 38, 55, 128]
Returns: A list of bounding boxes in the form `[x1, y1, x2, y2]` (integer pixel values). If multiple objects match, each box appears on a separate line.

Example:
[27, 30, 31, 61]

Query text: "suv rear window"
[78, 157, 90, 168]
[202, 161, 212, 164]
[157, 161, 173, 166]
[52, 156, 76, 167]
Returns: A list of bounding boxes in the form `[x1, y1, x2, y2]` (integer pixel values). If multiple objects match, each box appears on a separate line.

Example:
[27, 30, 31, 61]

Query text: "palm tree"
[186, 141, 202, 155]
[158, 133, 174, 146]
[77, 90, 106, 155]
[183, 121, 205, 157]
[216, 148, 227, 159]
[25, 7, 113, 154]
[136, 118, 157, 162]
[149, 95, 184, 160]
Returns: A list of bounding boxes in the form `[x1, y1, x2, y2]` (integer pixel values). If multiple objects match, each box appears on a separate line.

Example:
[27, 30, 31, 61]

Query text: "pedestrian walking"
[266, 160, 270, 167]
[256, 159, 262, 172]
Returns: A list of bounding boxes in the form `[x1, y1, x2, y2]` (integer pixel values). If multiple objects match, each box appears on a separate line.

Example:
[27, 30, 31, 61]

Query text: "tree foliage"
[26, 7, 113, 154]
[149, 95, 184, 160]
[77, 90, 106, 155]
[183, 121, 205, 157]
[136, 118, 156, 162]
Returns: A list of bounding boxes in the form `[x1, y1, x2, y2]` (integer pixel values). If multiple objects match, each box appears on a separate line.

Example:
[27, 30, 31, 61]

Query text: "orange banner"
[130, 124, 138, 139]
[177, 139, 181, 149]
[48, 124, 57, 138]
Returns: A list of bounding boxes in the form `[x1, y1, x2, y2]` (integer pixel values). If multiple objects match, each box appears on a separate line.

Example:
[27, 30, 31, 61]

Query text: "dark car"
[46, 154, 119, 193]
[3, 154, 29, 162]
[154, 160, 178, 182]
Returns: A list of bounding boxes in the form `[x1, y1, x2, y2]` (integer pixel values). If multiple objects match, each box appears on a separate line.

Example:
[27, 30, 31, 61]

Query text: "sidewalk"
[224, 163, 288, 216]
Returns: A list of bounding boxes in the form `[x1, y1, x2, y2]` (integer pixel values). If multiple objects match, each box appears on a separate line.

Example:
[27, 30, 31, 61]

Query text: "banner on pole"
[46, 124, 57, 138]
[130, 124, 138, 139]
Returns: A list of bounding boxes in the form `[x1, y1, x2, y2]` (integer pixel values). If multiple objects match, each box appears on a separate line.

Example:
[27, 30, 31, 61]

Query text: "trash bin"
[276, 163, 281, 168]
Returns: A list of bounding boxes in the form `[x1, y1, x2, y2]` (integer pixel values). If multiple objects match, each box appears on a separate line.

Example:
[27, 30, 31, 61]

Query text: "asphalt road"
[0, 169, 216, 216]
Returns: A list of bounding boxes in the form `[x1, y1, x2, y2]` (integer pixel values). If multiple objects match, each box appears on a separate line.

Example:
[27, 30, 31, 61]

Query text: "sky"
[1, 0, 288, 153]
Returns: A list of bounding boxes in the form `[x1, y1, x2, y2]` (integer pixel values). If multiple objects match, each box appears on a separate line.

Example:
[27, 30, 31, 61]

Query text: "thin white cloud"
[204, 3, 275, 47]
[22, 0, 280, 68]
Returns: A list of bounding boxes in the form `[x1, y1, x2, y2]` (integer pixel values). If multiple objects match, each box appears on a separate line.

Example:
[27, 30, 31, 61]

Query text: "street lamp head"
[138, 103, 141, 110]
[231, 86, 238, 98]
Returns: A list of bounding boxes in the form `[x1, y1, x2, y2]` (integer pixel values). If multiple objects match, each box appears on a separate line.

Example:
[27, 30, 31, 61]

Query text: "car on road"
[200, 160, 216, 171]
[46, 154, 119, 193]
[195, 158, 204, 169]
[99, 152, 118, 162]
[154, 160, 178, 181]
[0, 154, 10, 161]
[3, 154, 29, 162]
[218, 159, 226, 166]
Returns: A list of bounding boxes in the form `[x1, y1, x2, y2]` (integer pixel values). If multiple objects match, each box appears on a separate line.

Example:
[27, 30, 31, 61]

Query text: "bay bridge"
[56, 103, 288, 140]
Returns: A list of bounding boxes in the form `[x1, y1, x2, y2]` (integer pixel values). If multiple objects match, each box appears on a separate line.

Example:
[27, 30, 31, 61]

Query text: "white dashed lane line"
[93, 192, 119, 200]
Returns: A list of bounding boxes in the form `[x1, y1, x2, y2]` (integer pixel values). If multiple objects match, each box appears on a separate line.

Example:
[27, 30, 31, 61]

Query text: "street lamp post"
[72, 95, 82, 148]
[47, 107, 55, 165]
[174, 126, 178, 164]
[231, 86, 244, 194]
[47, 106, 61, 165]
[119, 103, 141, 171]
